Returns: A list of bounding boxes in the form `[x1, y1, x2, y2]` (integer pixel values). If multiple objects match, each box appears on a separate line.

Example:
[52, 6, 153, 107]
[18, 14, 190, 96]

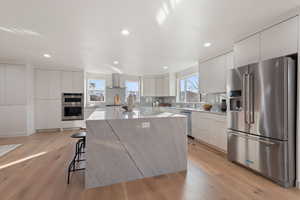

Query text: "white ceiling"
[0, 0, 299, 75]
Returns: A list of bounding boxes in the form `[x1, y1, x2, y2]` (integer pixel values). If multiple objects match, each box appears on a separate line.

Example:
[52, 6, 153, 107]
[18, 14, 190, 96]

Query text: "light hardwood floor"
[0, 131, 299, 200]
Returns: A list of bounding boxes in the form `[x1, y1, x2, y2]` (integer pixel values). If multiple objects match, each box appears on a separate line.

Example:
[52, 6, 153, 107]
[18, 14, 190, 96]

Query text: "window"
[87, 79, 106, 104]
[178, 74, 200, 102]
[125, 81, 140, 102]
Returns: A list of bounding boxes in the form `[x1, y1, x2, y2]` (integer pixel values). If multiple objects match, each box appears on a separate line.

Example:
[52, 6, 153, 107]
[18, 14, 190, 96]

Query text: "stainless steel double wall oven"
[227, 56, 296, 187]
[62, 93, 84, 121]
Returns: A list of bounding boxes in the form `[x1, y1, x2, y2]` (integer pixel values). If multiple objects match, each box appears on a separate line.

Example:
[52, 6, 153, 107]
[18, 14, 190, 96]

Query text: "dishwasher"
[180, 110, 193, 138]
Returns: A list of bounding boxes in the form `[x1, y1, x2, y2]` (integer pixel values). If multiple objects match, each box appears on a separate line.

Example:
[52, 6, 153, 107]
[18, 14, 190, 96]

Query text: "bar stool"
[67, 131, 86, 184]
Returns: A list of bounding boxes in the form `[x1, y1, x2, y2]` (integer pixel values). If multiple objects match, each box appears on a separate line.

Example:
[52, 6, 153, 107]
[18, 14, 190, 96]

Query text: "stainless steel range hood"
[112, 73, 121, 88]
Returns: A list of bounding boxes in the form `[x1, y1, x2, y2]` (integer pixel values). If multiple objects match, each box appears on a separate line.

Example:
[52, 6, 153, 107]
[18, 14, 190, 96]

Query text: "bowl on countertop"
[203, 104, 213, 111]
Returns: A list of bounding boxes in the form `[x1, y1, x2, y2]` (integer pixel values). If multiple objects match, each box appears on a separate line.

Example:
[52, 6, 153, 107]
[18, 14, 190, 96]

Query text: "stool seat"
[71, 131, 86, 139]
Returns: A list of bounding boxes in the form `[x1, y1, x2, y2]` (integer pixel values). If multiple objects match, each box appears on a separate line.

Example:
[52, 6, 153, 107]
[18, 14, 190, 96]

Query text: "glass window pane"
[125, 81, 139, 102]
[87, 79, 106, 103]
[179, 79, 186, 102]
[88, 79, 105, 90]
[186, 75, 200, 102]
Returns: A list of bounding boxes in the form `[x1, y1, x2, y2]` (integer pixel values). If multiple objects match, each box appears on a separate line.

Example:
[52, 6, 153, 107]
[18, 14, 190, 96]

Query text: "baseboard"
[0, 131, 27, 138]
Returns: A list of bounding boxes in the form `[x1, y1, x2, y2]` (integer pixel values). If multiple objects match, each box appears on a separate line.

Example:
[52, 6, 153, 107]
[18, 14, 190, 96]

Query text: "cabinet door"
[261, 17, 298, 60]
[61, 71, 73, 93]
[35, 69, 61, 99]
[48, 70, 61, 99]
[0, 105, 27, 136]
[213, 118, 227, 152]
[199, 55, 226, 93]
[143, 78, 156, 96]
[192, 112, 211, 143]
[72, 71, 84, 93]
[35, 69, 49, 99]
[234, 33, 260, 67]
[163, 77, 169, 96]
[0, 65, 5, 105]
[155, 78, 164, 96]
[5, 65, 26, 105]
[35, 100, 61, 129]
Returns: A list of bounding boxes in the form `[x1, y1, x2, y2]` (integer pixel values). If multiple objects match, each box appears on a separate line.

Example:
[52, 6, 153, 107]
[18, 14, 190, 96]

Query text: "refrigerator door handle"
[242, 73, 248, 124]
[248, 74, 255, 124]
[228, 132, 276, 145]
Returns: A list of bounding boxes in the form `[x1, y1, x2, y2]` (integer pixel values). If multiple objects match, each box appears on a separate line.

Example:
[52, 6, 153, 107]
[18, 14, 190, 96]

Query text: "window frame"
[86, 79, 106, 105]
[177, 73, 200, 103]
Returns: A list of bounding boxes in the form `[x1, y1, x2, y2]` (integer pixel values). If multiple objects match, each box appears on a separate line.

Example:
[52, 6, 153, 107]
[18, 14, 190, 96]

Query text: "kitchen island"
[85, 107, 187, 189]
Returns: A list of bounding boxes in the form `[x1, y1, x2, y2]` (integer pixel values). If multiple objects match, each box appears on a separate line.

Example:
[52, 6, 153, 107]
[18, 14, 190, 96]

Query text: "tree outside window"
[179, 74, 200, 102]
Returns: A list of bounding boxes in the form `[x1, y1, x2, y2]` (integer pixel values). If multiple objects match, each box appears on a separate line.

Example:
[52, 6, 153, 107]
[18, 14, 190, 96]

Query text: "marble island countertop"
[87, 107, 186, 120]
[169, 107, 227, 116]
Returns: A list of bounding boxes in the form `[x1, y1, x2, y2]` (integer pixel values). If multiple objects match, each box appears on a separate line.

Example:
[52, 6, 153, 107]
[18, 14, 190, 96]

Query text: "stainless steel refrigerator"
[227, 56, 296, 187]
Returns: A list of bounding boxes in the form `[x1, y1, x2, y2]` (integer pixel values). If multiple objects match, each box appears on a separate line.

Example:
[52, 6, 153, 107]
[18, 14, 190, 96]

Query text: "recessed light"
[163, 66, 168, 70]
[43, 54, 51, 58]
[113, 61, 119, 65]
[203, 42, 212, 47]
[121, 29, 130, 36]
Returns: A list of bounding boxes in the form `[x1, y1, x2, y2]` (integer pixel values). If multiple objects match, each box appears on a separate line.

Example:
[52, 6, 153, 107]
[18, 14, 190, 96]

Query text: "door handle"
[248, 74, 254, 124]
[228, 132, 276, 145]
[242, 73, 248, 124]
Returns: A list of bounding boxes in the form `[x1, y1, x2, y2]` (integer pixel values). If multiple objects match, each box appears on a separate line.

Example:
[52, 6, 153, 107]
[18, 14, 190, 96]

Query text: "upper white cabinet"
[199, 54, 227, 93]
[61, 71, 84, 93]
[35, 69, 61, 99]
[142, 77, 156, 96]
[234, 33, 260, 67]
[155, 77, 164, 96]
[261, 17, 298, 61]
[142, 75, 171, 96]
[5, 65, 27, 105]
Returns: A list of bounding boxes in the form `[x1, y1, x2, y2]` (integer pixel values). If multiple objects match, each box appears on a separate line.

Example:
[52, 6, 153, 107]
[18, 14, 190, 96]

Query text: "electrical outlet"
[142, 122, 150, 128]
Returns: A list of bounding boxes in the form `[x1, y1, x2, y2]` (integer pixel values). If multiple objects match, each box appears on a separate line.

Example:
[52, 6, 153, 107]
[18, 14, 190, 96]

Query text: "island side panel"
[85, 116, 187, 189]
[85, 120, 143, 189]
[107, 117, 187, 177]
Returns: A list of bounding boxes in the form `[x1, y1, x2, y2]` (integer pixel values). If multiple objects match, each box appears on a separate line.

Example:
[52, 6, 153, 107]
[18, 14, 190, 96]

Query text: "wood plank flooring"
[0, 131, 299, 200]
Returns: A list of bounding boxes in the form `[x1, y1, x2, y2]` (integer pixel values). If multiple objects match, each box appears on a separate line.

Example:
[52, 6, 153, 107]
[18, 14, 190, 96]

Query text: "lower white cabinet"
[35, 100, 61, 130]
[0, 105, 27, 137]
[192, 112, 227, 152]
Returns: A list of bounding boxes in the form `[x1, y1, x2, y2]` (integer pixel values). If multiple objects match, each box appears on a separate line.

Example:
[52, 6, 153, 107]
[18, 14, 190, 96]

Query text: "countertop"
[87, 107, 186, 120]
[168, 107, 227, 116]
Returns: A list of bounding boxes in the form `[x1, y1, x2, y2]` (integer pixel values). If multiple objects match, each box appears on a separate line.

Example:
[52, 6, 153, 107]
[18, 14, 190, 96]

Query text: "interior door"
[248, 59, 286, 140]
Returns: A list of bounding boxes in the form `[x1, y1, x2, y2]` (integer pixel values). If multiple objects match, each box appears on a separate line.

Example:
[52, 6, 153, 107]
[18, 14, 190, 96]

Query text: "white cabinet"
[5, 65, 26, 105]
[234, 33, 260, 67]
[261, 17, 298, 60]
[155, 77, 164, 96]
[192, 112, 227, 152]
[199, 55, 227, 93]
[61, 71, 84, 93]
[142, 74, 174, 97]
[72, 71, 84, 92]
[35, 100, 61, 129]
[143, 78, 156, 96]
[35, 69, 61, 99]
[0, 105, 27, 136]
